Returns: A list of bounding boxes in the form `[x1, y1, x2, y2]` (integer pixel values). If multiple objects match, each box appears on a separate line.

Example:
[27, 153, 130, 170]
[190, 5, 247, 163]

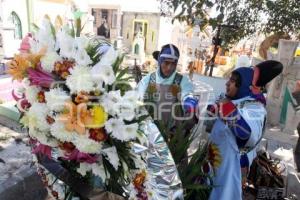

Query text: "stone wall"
[265, 39, 300, 134]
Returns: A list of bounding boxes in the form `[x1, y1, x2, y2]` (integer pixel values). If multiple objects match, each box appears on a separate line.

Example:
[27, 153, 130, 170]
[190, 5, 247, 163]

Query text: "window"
[101, 9, 108, 21]
[10, 11, 22, 40]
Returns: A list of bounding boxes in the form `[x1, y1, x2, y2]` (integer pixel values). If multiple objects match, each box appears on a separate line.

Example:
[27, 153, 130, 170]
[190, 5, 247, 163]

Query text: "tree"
[160, 0, 300, 48]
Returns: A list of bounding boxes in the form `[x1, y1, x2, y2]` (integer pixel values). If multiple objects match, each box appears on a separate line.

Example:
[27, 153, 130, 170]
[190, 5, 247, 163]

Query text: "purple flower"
[64, 149, 98, 164]
[27, 65, 54, 88]
[32, 143, 52, 159]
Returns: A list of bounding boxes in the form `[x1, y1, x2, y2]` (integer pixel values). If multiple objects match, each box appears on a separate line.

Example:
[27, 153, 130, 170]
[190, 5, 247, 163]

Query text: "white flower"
[99, 46, 118, 65]
[25, 85, 39, 104]
[123, 90, 141, 106]
[77, 163, 110, 181]
[101, 90, 122, 115]
[56, 30, 75, 58]
[122, 123, 139, 141]
[22, 78, 31, 87]
[66, 66, 95, 94]
[91, 63, 116, 85]
[91, 163, 110, 180]
[45, 88, 70, 112]
[50, 121, 77, 142]
[105, 118, 124, 134]
[101, 90, 141, 119]
[74, 36, 89, 50]
[28, 128, 58, 147]
[101, 146, 120, 170]
[31, 18, 56, 53]
[27, 102, 50, 131]
[74, 48, 92, 66]
[73, 134, 103, 154]
[114, 100, 136, 121]
[77, 162, 92, 176]
[105, 118, 138, 141]
[40, 51, 61, 72]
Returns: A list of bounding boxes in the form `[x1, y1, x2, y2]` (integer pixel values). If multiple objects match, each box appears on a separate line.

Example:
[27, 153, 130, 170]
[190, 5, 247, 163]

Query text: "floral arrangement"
[7, 14, 153, 200]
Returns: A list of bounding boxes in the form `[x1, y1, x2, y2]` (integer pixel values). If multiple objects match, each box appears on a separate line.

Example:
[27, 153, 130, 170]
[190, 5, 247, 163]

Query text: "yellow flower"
[89, 105, 108, 128]
[208, 143, 222, 170]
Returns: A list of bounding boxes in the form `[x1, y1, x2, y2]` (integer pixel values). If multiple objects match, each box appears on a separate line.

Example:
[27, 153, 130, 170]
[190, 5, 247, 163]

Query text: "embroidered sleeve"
[219, 101, 251, 147]
[207, 101, 252, 147]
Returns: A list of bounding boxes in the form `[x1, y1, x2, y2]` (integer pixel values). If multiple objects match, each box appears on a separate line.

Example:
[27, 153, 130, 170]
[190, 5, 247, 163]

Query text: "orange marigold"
[7, 55, 32, 81]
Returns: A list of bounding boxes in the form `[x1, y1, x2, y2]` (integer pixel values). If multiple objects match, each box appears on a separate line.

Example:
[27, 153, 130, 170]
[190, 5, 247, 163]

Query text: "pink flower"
[19, 33, 32, 53]
[27, 65, 54, 88]
[63, 149, 97, 164]
[32, 143, 52, 159]
[12, 89, 25, 101]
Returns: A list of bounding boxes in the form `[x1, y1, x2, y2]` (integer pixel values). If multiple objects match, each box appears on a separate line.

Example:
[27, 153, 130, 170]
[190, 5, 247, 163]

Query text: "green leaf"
[73, 10, 84, 19]
[112, 55, 124, 74]
[70, 22, 75, 38]
[49, 22, 56, 40]
[116, 67, 129, 80]
[31, 23, 40, 32]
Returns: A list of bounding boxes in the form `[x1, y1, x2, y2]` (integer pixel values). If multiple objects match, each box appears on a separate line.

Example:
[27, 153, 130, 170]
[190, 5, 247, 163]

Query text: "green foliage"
[102, 137, 137, 196]
[153, 115, 212, 200]
[160, 0, 300, 47]
[31, 23, 40, 32]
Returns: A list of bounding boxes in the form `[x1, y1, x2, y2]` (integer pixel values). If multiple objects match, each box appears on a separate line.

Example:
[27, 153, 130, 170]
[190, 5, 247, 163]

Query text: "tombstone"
[131, 31, 145, 64]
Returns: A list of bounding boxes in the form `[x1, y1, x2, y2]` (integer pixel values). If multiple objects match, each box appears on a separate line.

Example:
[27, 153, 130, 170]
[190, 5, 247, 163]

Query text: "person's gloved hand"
[183, 97, 199, 113]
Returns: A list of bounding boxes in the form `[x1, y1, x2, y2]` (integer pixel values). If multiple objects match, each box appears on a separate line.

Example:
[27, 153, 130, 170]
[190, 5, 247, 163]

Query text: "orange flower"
[58, 101, 90, 135]
[133, 170, 146, 188]
[37, 91, 46, 103]
[26, 52, 44, 68]
[75, 91, 89, 104]
[46, 115, 55, 125]
[54, 60, 75, 79]
[7, 47, 46, 81]
[6, 55, 32, 81]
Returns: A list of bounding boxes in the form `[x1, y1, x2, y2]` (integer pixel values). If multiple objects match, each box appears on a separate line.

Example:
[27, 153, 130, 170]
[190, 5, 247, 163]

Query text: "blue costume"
[208, 67, 267, 200]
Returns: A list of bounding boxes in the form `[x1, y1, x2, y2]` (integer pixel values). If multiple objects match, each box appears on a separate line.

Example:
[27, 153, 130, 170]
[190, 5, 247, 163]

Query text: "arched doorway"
[10, 11, 22, 39]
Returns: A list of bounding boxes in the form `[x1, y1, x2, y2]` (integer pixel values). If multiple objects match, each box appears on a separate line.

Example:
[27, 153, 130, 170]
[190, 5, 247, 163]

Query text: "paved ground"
[0, 124, 47, 200]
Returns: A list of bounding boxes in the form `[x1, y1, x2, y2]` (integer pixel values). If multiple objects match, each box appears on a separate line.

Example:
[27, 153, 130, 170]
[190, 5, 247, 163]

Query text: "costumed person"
[206, 60, 283, 200]
[137, 44, 199, 143]
[137, 43, 198, 120]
